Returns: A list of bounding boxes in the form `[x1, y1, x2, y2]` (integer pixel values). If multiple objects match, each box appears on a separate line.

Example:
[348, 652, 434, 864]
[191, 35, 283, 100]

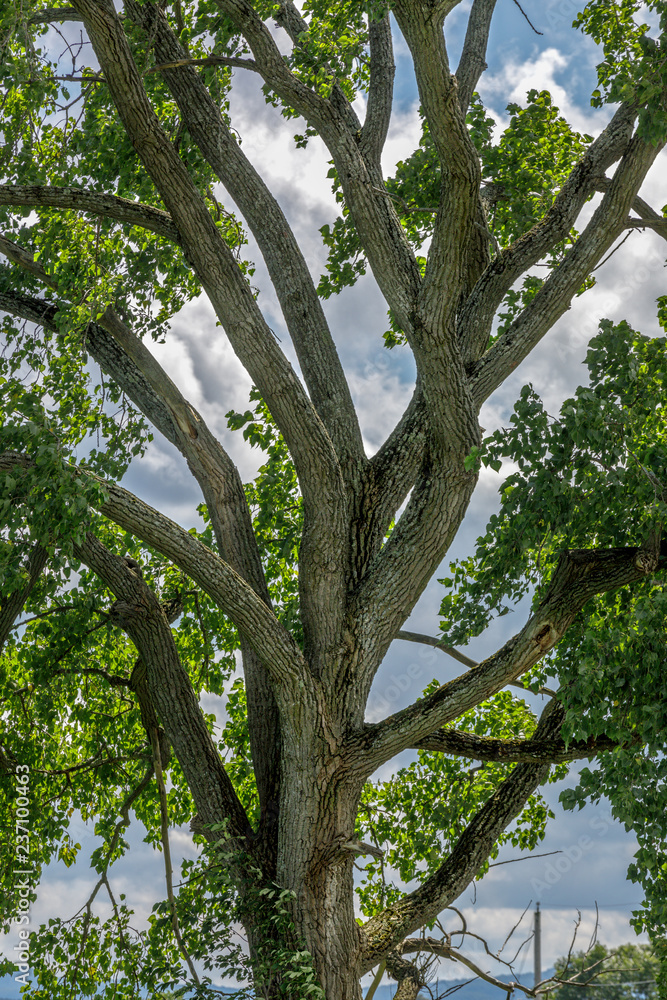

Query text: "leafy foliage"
[356, 691, 562, 917]
[553, 941, 659, 998]
[575, 0, 667, 143]
[1, 0, 667, 995]
[440, 321, 667, 646]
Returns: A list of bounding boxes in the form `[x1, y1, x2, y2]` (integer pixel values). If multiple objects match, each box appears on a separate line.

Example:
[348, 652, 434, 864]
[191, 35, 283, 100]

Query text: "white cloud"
[479, 46, 606, 137]
[433, 904, 648, 980]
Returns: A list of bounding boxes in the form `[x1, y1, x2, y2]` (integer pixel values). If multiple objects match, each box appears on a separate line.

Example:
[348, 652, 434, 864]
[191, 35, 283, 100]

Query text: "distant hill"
[366, 970, 555, 999]
[1, 968, 553, 998]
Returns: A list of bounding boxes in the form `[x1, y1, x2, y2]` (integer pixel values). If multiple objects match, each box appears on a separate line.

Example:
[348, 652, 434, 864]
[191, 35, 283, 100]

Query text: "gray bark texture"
[0, 1, 665, 997]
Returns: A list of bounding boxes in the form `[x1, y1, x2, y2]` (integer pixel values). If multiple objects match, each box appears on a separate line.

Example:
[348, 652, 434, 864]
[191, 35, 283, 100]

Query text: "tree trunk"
[273, 726, 366, 1000]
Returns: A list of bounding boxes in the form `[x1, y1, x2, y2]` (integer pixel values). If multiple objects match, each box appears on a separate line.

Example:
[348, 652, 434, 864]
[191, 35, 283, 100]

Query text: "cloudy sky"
[3, 0, 666, 993]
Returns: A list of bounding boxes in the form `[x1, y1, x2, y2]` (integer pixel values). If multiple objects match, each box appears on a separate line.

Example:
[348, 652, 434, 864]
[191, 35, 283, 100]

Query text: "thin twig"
[510, 0, 544, 35]
[591, 230, 633, 271]
[149, 725, 201, 986]
[144, 55, 259, 76]
[489, 850, 562, 870]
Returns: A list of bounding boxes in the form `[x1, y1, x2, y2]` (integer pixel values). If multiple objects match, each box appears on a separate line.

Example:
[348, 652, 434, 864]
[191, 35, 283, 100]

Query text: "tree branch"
[69, 0, 341, 504]
[469, 129, 664, 406]
[29, 5, 79, 22]
[124, 0, 366, 483]
[351, 538, 662, 773]
[384, 951, 424, 1000]
[0, 233, 58, 288]
[413, 722, 625, 763]
[210, 0, 423, 332]
[360, 12, 395, 166]
[395, 629, 477, 668]
[0, 186, 180, 243]
[395, 630, 557, 696]
[359, 699, 564, 968]
[349, 447, 478, 709]
[348, 382, 428, 585]
[391, 1, 482, 434]
[455, 0, 499, 114]
[458, 101, 638, 367]
[74, 531, 253, 844]
[149, 723, 201, 984]
[0, 451, 308, 697]
[145, 54, 259, 75]
[271, 0, 363, 134]
[594, 176, 667, 243]
[0, 542, 48, 652]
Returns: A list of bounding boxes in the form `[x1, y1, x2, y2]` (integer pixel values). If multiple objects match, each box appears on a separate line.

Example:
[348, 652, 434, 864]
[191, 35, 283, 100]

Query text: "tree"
[1, 0, 666, 998]
[553, 942, 659, 999]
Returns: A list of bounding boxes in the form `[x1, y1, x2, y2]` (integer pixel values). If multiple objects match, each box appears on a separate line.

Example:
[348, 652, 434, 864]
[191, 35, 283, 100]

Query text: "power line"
[537, 902, 643, 909]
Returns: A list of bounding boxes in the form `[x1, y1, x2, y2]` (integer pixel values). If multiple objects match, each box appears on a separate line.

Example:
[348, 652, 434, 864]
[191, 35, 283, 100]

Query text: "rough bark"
[74, 532, 253, 846]
[0, 542, 48, 652]
[2, 5, 666, 998]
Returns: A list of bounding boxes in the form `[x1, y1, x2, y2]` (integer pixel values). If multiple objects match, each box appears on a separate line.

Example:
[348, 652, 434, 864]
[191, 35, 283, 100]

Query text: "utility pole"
[534, 902, 542, 991]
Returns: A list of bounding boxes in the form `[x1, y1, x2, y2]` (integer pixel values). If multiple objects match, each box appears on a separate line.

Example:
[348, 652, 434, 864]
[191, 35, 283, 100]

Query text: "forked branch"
[469, 131, 664, 405]
[359, 699, 564, 968]
[458, 102, 637, 367]
[352, 538, 662, 773]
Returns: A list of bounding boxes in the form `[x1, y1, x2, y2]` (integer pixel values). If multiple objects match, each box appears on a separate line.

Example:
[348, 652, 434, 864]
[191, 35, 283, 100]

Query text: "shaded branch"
[0, 233, 57, 288]
[413, 722, 626, 763]
[145, 54, 259, 75]
[349, 443, 478, 707]
[75, 530, 253, 845]
[0, 542, 49, 653]
[625, 215, 667, 237]
[53, 664, 131, 688]
[455, 0, 499, 114]
[351, 538, 662, 773]
[149, 723, 201, 984]
[0, 185, 180, 242]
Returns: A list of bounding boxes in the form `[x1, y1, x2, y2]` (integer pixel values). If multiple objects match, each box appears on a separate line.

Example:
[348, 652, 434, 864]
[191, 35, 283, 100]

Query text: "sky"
[2, 0, 666, 994]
